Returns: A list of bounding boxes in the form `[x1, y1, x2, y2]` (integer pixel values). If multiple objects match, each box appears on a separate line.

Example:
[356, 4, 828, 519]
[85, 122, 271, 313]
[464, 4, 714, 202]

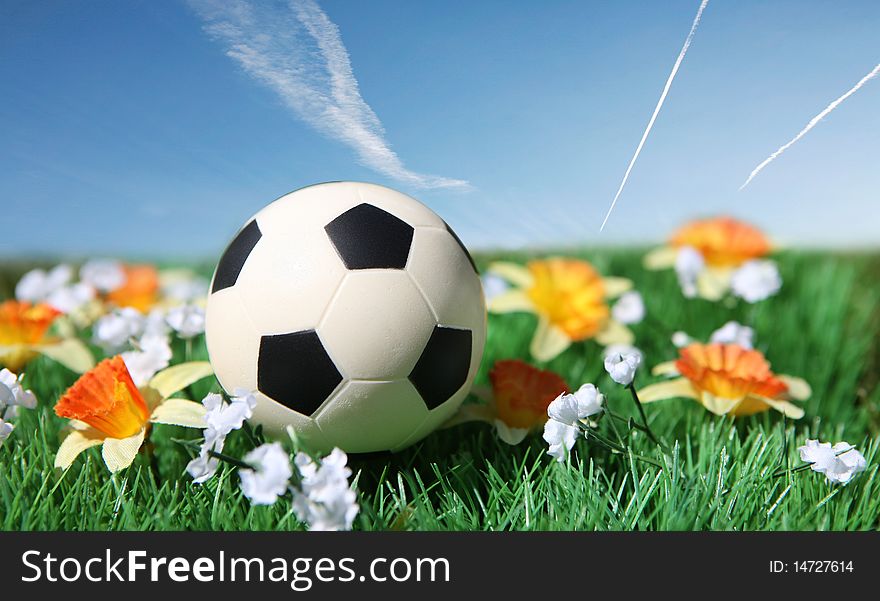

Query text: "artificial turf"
[1, 249, 878, 530]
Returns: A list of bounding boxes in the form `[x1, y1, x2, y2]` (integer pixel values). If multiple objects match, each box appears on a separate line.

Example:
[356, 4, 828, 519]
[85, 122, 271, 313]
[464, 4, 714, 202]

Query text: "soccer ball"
[205, 182, 486, 453]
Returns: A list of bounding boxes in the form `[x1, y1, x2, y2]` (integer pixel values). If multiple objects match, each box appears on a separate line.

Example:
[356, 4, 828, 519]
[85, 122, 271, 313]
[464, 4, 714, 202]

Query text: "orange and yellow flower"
[643, 217, 774, 300]
[669, 217, 771, 267]
[106, 264, 159, 312]
[637, 343, 809, 418]
[54, 356, 214, 472]
[446, 360, 568, 444]
[0, 300, 93, 373]
[487, 258, 635, 361]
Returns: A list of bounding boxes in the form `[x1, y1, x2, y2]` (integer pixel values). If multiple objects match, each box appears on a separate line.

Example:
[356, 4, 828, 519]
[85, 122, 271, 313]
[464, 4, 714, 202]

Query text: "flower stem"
[208, 449, 252, 470]
[626, 383, 662, 447]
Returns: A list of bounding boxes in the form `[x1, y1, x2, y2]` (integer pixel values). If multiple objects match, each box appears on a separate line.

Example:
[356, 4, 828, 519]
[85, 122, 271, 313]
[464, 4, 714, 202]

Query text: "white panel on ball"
[318, 270, 435, 380]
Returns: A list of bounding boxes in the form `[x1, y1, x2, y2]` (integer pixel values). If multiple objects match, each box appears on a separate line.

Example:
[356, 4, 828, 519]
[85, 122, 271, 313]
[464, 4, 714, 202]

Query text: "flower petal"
[637, 378, 699, 403]
[751, 395, 805, 419]
[530, 316, 571, 362]
[148, 361, 214, 398]
[601, 277, 633, 299]
[101, 429, 146, 473]
[487, 262, 534, 288]
[487, 289, 535, 314]
[35, 339, 95, 373]
[150, 398, 207, 428]
[54, 427, 105, 470]
[595, 320, 634, 346]
[643, 246, 679, 270]
[778, 375, 811, 401]
[700, 392, 741, 416]
[493, 420, 530, 445]
[696, 267, 733, 301]
[651, 361, 680, 377]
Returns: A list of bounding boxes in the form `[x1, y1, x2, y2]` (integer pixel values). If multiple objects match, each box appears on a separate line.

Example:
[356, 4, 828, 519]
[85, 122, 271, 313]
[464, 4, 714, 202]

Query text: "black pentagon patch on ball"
[258, 330, 342, 416]
[324, 203, 414, 270]
[212, 220, 262, 293]
[444, 222, 478, 274]
[408, 325, 473, 410]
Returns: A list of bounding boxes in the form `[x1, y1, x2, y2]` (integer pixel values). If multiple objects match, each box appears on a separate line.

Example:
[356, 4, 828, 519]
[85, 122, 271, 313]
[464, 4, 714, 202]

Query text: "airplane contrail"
[599, 0, 709, 232]
[190, 0, 469, 190]
[739, 61, 880, 190]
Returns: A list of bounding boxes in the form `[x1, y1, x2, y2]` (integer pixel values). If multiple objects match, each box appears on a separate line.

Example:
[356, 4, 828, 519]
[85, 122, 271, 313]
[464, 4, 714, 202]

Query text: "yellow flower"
[106, 264, 160, 312]
[54, 356, 214, 472]
[638, 343, 809, 418]
[446, 359, 568, 444]
[487, 258, 635, 361]
[0, 300, 94, 373]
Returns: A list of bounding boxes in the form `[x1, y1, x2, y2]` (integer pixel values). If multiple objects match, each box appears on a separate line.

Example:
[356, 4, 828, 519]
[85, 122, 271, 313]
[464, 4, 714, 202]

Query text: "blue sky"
[1, 0, 878, 259]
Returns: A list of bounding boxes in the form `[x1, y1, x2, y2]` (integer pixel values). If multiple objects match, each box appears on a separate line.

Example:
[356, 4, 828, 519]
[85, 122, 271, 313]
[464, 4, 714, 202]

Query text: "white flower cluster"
[542, 384, 604, 462]
[611, 291, 645, 325]
[187, 390, 257, 483]
[798, 439, 868, 485]
[292, 448, 359, 531]
[240, 442, 294, 505]
[673, 247, 781, 303]
[0, 368, 38, 448]
[15, 263, 97, 314]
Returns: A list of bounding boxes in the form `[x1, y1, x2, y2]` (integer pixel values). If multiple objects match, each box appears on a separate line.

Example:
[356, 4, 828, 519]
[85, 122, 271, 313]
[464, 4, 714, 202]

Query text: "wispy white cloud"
[739, 62, 880, 190]
[599, 0, 709, 231]
[190, 0, 469, 190]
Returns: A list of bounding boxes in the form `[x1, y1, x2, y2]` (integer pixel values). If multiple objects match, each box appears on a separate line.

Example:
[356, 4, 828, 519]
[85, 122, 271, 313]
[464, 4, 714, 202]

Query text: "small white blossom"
[92, 308, 145, 352]
[675, 246, 705, 298]
[292, 448, 359, 531]
[672, 331, 693, 348]
[46, 282, 96, 314]
[547, 383, 605, 426]
[121, 334, 172, 386]
[731, 259, 781, 303]
[480, 274, 509, 302]
[80, 259, 126, 292]
[798, 439, 868, 485]
[163, 275, 209, 304]
[187, 390, 257, 484]
[240, 442, 293, 505]
[604, 351, 641, 386]
[186, 428, 225, 484]
[542, 419, 579, 462]
[611, 291, 645, 325]
[710, 321, 754, 349]
[0, 418, 13, 447]
[15, 264, 73, 302]
[166, 305, 206, 339]
[604, 344, 644, 365]
[143, 308, 171, 337]
[0, 368, 37, 410]
[204, 390, 256, 437]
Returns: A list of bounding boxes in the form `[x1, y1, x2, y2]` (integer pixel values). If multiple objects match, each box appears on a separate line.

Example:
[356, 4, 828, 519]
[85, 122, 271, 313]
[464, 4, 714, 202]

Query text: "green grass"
[1, 249, 879, 531]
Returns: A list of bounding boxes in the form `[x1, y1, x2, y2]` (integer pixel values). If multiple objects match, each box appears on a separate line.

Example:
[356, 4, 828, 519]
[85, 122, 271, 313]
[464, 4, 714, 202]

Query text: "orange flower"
[490, 360, 569, 430]
[0, 301, 62, 370]
[107, 265, 159, 312]
[670, 217, 770, 267]
[487, 258, 635, 361]
[53, 357, 214, 472]
[445, 360, 568, 444]
[638, 343, 809, 418]
[55, 356, 150, 439]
